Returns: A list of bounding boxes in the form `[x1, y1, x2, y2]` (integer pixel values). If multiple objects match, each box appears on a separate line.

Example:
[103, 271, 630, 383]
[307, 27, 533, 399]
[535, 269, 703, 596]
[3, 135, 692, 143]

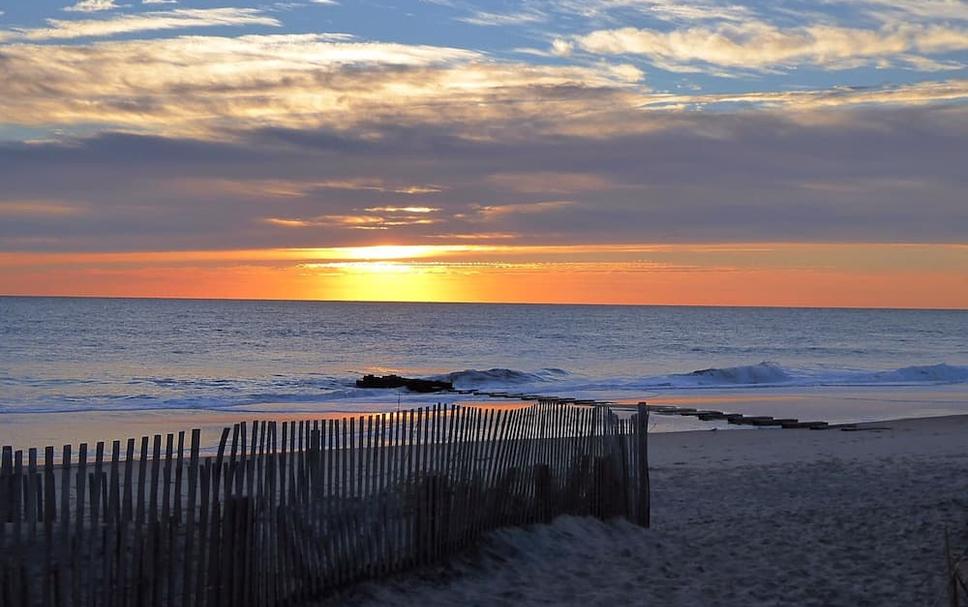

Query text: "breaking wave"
[677, 362, 793, 385]
[861, 363, 968, 384]
[649, 362, 968, 389]
[436, 362, 968, 392]
[434, 368, 569, 389]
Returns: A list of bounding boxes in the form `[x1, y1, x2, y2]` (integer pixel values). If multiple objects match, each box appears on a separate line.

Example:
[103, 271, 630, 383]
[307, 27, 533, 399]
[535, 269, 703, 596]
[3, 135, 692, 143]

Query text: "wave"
[431, 362, 968, 392]
[676, 362, 793, 386]
[433, 368, 569, 389]
[648, 362, 968, 390]
[862, 363, 968, 384]
[3, 362, 966, 415]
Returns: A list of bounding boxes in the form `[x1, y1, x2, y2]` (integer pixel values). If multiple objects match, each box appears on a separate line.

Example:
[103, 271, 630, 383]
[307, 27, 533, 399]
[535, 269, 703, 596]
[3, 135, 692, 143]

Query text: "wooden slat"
[206, 428, 230, 607]
[635, 404, 651, 528]
[12, 451, 23, 547]
[0, 446, 12, 527]
[26, 449, 38, 540]
[72, 444, 87, 607]
[57, 445, 72, 607]
[181, 429, 200, 607]
[195, 459, 211, 606]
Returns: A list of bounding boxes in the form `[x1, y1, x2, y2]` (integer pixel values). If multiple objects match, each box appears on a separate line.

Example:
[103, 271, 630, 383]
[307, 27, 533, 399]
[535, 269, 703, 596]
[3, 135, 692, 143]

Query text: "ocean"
[2, 296, 966, 419]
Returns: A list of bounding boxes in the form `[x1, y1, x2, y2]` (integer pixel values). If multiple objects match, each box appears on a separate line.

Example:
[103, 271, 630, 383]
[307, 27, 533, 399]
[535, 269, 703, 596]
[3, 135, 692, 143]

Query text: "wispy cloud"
[0, 34, 645, 138]
[485, 172, 613, 194]
[0, 200, 85, 216]
[473, 200, 577, 220]
[566, 21, 968, 72]
[165, 178, 444, 198]
[636, 79, 968, 111]
[64, 0, 121, 13]
[458, 9, 546, 27]
[364, 206, 440, 213]
[264, 212, 440, 230]
[851, 0, 968, 22]
[311, 181, 444, 195]
[548, 0, 755, 24]
[6, 8, 280, 41]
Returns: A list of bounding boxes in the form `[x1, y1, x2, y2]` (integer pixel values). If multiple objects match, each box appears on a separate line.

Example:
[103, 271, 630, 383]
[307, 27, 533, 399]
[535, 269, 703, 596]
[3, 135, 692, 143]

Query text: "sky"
[0, 0, 966, 307]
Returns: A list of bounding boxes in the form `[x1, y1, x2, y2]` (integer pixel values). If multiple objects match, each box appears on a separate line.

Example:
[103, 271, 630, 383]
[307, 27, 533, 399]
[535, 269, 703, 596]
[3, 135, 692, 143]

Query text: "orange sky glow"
[2, 243, 965, 309]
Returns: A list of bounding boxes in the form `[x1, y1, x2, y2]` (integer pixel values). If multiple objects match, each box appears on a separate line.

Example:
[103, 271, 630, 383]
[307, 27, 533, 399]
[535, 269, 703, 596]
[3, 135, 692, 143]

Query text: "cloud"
[568, 21, 968, 72]
[547, 0, 755, 24]
[458, 10, 547, 27]
[551, 38, 573, 56]
[4, 28, 964, 148]
[163, 178, 445, 198]
[635, 79, 968, 111]
[0, 101, 964, 254]
[264, 211, 440, 230]
[896, 54, 966, 72]
[852, 0, 968, 22]
[364, 206, 439, 213]
[64, 0, 120, 12]
[0, 34, 646, 139]
[6, 8, 280, 41]
[473, 200, 577, 220]
[485, 172, 613, 194]
[0, 200, 85, 216]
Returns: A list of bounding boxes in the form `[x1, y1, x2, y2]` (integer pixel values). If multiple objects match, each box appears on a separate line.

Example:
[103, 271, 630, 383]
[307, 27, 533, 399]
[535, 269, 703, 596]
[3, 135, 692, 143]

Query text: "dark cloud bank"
[1, 104, 965, 253]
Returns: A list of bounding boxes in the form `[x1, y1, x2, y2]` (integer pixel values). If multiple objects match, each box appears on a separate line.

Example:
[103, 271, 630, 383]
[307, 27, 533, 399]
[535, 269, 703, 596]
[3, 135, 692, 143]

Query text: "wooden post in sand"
[635, 403, 651, 528]
[946, 529, 960, 607]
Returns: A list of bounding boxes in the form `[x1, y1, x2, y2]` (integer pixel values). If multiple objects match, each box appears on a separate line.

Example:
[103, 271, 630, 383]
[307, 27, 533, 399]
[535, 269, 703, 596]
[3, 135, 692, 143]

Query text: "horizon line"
[2, 293, 965, 313]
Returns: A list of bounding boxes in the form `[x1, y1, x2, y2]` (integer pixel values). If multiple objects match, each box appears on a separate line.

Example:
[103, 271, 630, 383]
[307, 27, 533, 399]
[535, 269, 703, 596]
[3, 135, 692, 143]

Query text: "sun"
[303, 260, 461, 302]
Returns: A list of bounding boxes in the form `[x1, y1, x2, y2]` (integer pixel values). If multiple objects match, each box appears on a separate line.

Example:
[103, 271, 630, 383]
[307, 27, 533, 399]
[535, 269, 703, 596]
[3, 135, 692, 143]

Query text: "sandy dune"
[333, 415, 968, 606]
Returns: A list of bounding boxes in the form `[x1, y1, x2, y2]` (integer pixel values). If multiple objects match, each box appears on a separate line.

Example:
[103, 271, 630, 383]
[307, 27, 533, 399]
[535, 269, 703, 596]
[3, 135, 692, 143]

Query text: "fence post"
[635, 403, 651, 528]
[946, 529, 960, 607]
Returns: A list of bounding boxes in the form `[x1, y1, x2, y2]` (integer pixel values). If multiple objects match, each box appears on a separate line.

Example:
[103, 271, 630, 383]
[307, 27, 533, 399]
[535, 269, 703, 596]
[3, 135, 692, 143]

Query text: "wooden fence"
[0, 401, 650, 606]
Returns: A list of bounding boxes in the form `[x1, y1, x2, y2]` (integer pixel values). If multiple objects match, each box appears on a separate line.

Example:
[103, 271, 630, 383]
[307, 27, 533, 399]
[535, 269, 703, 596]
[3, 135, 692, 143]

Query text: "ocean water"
[1, 297, 967, 420]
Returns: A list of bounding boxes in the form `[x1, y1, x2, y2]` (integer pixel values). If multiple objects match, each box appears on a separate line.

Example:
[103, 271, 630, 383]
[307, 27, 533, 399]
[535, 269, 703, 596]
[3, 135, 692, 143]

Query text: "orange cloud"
[0, 200, 85, 216]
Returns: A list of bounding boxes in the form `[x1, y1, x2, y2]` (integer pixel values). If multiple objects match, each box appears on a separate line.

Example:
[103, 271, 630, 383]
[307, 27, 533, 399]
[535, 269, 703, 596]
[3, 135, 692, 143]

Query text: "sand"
[331, 415, 968, 606]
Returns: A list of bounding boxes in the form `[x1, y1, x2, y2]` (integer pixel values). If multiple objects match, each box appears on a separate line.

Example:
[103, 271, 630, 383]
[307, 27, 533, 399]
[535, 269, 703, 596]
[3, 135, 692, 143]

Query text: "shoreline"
[2, 386, 967, 451]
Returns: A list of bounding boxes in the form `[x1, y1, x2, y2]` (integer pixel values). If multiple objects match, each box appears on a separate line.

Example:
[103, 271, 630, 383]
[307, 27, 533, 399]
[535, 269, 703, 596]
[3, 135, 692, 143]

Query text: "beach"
[3, 384, 968, 452]
[2, 298, 967, 604]
[335, 414, 968, 606]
